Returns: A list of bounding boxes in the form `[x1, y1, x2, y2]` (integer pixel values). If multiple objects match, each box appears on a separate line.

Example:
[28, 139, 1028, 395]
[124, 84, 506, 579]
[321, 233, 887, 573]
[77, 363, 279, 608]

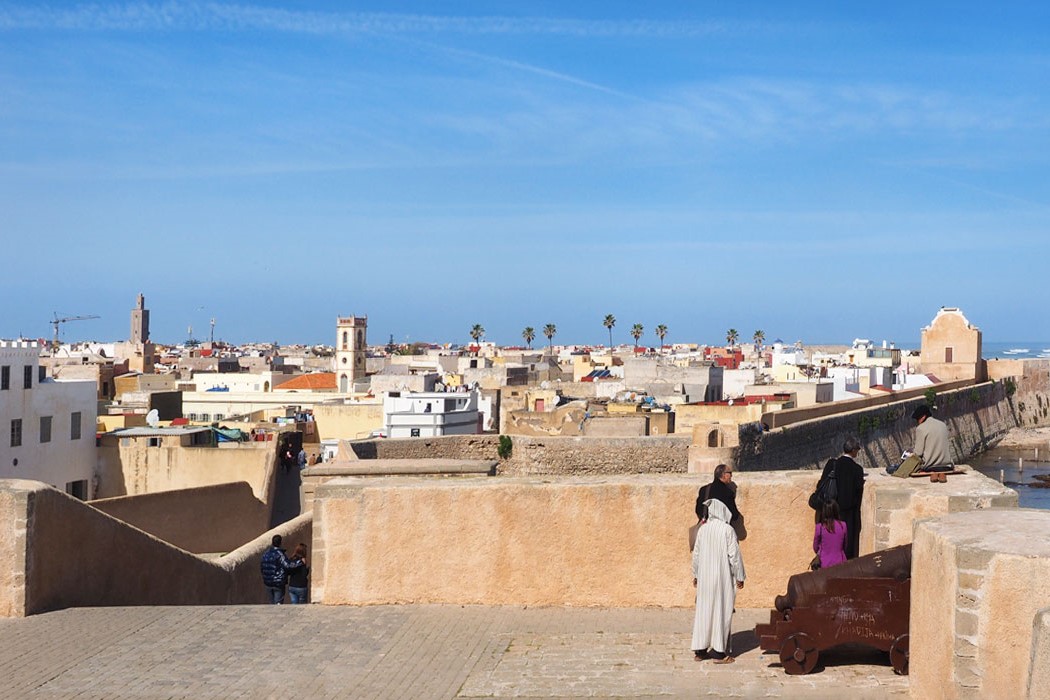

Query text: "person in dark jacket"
[288, 543, 310, 604]
[260, 534, 303, 604]
[833, 437, 866, 560]
[695, 464, 742, 526]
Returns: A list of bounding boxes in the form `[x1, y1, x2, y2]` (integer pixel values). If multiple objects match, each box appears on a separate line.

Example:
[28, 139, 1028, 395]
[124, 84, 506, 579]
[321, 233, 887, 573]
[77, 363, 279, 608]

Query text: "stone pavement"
[0, 605, 908, 699]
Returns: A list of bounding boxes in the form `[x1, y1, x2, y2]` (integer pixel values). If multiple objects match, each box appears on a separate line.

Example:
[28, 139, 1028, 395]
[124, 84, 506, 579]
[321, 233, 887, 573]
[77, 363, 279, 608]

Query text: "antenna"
[50, 313, 100, 354]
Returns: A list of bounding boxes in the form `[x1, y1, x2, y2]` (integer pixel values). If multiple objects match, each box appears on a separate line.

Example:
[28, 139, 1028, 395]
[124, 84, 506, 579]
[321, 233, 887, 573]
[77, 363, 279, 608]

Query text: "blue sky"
[2, 2, 1049, 348]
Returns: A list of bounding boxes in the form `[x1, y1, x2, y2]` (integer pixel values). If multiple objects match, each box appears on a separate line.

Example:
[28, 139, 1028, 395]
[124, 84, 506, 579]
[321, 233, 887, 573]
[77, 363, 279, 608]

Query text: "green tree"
[630, 323, 644, 350]
[543, 323, 557, 352]
[726, 328, 739, 348]
[470, 324, 485, 355]
[753, 329, 765, 362]
[603, 314, 616, 347]
[655, 324, 668, 351]
[522, 326, 535, 349]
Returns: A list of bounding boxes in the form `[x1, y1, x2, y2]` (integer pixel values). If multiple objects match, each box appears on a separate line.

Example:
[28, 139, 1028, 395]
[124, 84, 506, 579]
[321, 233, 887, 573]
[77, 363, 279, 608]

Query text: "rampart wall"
[352, 434, 691, 475]
[734, 380, 1016, 472]
[89, 481, 269, 554]
[0, 479, 310, 617]
[312, 467, 1013, 610]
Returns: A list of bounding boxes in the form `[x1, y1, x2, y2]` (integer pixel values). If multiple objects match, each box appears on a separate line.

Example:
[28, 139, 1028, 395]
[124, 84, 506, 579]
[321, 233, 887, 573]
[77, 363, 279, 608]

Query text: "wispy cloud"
[0, 2, 779, 37]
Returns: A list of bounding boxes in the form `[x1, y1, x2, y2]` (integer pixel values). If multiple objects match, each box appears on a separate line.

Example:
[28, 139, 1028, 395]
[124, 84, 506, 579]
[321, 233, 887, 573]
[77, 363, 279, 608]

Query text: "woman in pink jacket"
[813, 500, 847, 569]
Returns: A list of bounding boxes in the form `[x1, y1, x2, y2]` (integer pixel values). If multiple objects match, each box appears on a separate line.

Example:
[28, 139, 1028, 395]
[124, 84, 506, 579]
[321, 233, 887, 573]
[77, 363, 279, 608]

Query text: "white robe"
[691, 499, 746, 653]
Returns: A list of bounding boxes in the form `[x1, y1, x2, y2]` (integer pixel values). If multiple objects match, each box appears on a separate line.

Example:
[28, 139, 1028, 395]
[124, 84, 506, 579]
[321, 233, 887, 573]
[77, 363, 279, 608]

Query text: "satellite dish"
[146, 409, 160, 428]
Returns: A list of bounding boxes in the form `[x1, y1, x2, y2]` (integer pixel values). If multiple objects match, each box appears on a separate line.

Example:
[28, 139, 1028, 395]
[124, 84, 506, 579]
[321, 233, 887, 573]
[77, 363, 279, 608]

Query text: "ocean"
[981, 340, 1050, 360]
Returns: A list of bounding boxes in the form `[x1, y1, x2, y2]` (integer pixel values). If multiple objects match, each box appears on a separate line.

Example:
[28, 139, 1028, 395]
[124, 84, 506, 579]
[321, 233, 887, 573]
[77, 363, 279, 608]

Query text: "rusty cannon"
[754, 544, 911, 676]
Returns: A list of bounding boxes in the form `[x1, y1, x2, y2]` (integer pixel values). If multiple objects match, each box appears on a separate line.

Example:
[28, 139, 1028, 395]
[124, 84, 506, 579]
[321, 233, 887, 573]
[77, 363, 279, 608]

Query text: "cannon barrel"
[774, 544, 912, 612]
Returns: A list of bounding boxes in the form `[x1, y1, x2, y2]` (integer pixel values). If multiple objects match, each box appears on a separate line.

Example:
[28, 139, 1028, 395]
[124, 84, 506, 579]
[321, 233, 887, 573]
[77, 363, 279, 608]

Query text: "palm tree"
[630, 323, 644, 350]
[543, 323, 557, 353]
[655, 324, 668, 352]
[603, 314, 616, 347]
[470, 324, 484, 355]
[726, 328, 738, 349]
[522, 326, 535, 349]
[753, 329, 765, 361]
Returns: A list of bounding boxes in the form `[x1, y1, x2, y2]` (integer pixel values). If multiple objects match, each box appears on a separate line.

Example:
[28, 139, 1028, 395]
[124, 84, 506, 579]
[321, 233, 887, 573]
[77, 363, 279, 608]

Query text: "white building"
[383, 390, 483, 438]
[0, 340, 97, 498]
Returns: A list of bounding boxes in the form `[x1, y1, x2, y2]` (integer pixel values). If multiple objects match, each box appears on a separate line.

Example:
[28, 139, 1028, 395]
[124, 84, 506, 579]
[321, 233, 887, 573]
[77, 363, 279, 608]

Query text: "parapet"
[912, 509, 1050, 699]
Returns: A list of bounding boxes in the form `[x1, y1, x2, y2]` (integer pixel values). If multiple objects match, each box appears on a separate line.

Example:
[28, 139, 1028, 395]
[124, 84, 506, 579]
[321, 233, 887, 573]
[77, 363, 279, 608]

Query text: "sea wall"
[734, 380, 1015, 472]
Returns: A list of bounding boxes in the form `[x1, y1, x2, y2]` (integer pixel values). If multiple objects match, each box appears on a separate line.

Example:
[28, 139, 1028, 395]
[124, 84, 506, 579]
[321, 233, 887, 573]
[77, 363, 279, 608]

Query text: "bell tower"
[336, 315, 367, 392]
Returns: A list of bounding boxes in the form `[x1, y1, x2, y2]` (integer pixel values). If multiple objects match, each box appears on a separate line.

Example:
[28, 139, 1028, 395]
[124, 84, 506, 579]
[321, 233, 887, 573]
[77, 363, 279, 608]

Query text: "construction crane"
[51, 313, 100, 353]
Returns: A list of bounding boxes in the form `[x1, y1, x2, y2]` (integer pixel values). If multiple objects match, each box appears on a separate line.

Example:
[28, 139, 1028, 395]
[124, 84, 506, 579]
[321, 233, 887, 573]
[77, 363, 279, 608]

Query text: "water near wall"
[974, 444, 1050, 510]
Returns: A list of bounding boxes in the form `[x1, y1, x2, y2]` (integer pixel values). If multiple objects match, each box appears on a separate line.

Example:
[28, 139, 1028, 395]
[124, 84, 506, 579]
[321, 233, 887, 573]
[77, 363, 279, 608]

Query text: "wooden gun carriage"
[754, 544, 911, 675]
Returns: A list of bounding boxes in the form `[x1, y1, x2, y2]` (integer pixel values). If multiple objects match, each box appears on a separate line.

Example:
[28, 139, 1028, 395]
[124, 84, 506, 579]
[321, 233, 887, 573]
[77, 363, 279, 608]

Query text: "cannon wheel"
[890, 634, 909, 676]
[779, 632, 819, 675]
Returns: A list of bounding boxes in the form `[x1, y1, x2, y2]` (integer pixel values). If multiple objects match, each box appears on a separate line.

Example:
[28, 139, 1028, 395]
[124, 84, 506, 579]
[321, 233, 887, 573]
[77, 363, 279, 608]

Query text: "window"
[65, 480, 88, 500]
[40, 416, 52, 443]
[1, 365, 8, 390]
[148, 437, 161, 447]
[23, 365, 32, 389]
[38, 366, 46, 383]
[410, 428, 421, 437]
[215, 414, 224, 421]
[10, 419, 22, 447]
[71, 411, 82, 440]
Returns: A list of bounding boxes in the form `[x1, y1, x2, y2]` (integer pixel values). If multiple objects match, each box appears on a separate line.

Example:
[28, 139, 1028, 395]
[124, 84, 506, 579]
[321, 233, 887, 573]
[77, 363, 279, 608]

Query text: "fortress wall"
[0, 480, 312, 616]
[312, 468, 1013, 609]
[89, 481, 269, 554]
[353, 434, 691, 475]
[735, 380, 1015, 472]
[351, 381, 1015, 477]
[988, 358, 1050, 428]
[912, 510, 1050, 700]
[24, 483, 234, 614]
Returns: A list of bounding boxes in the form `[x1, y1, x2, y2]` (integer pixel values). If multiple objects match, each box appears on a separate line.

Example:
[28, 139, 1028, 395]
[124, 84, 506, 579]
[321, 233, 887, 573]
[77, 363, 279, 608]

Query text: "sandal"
[712, 656, 735, 664]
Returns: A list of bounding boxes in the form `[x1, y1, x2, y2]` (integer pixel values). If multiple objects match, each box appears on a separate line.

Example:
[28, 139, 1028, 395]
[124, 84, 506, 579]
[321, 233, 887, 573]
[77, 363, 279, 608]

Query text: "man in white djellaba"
[691, 498, 746, 663]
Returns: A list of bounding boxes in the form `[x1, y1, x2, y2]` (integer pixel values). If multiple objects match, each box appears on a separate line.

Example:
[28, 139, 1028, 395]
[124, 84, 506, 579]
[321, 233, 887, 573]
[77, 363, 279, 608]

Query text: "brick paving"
[0, 605, 908, 699]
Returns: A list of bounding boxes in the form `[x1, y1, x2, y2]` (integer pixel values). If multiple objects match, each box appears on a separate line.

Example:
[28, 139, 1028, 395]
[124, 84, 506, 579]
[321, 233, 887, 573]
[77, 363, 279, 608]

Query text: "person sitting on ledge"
[911, 405, 952, 470]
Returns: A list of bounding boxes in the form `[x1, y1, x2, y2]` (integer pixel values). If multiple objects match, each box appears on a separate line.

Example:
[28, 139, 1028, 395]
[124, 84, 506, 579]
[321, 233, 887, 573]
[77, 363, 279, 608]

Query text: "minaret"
[130, 293, 150, 344]
[336, 315, 368, 392]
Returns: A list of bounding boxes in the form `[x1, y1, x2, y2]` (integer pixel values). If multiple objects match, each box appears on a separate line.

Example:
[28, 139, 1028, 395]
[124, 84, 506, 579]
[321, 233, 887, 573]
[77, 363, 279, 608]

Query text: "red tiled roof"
[275, 373, 337, 390]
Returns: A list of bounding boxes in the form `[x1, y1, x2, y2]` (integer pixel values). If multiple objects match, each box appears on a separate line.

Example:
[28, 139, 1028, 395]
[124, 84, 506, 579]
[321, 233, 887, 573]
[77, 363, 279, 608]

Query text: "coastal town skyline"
[3, 3, 1049, 343]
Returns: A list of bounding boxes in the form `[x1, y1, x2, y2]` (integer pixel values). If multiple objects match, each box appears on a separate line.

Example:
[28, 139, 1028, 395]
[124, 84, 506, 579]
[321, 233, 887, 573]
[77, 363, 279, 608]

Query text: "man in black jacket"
[834, 437, 866, 560]
[695, 464, 742, 526]
[260, 534, 304, 604]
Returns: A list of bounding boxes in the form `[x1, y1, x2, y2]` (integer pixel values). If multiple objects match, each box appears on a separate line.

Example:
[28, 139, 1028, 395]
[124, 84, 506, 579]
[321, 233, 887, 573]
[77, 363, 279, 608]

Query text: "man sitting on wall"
[911, 405, 952, 470]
